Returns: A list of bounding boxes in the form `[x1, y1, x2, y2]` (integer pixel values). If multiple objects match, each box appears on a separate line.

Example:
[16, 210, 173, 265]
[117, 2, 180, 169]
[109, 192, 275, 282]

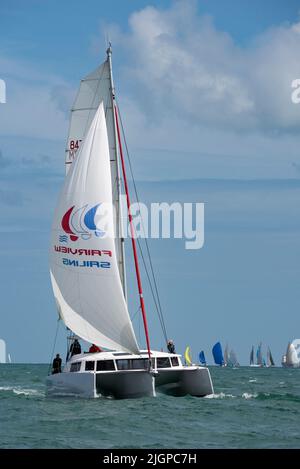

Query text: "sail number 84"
[69, 139, 82, 150]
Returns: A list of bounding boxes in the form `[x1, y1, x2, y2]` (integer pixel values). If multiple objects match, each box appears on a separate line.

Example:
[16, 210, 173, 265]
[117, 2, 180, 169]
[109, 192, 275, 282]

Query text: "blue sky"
[0, 0, 300, 364]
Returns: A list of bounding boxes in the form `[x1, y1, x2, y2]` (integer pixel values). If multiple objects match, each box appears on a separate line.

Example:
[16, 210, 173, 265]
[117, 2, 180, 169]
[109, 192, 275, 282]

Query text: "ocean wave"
[0, 386, 44, 397]
[205, 392, 259, 399]
[242, 392, 258, 399]
[255, 392, 300, 402]
[205, 392, 236, 399]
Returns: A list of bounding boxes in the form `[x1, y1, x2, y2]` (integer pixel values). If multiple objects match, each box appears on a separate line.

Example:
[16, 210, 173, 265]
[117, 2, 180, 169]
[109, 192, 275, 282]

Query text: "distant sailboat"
[227, 349, 239, 368]
[256, 342, 264, 367]
[250, 345, 255, 366]
[283, 342, 300, 368]
[266, 347, 275, 367]
[199, 351, 206, 366]
[250, 343, 264, 367]
[224, 344, 229, 366]
[223, 343, 239, 367]
[212, 342, 225, 366]
[0, 339, 6, 364]
[184, 346, 192, 366]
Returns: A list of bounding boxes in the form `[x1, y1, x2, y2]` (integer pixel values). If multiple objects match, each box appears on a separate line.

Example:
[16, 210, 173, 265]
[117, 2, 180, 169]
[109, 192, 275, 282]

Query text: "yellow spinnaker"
[184, 346, 192, 365]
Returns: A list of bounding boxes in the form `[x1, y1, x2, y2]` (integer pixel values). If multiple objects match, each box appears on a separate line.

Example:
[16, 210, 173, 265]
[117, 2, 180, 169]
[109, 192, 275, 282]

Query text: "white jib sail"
[50, 102, 139, 354]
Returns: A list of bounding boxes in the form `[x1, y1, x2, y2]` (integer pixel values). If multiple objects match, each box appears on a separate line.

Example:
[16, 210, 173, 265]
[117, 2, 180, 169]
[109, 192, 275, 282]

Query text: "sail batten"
[50, 102, 139, 353]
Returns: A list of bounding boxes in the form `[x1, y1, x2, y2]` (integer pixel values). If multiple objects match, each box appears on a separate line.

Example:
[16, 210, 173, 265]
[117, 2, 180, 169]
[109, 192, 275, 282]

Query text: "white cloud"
[87, 1, 300, 180]
[2, 2, 300, 181]
[101, 1, 300, 133]
[0, 55, 72, 140]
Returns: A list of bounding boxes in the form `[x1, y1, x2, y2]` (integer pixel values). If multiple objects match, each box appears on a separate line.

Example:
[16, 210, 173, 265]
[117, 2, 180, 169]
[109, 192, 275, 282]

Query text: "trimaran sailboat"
[46, 46, 214, 399]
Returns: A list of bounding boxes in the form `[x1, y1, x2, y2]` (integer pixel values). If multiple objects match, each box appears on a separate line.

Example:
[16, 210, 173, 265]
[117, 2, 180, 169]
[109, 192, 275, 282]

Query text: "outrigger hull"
[156, 366, 214, 397]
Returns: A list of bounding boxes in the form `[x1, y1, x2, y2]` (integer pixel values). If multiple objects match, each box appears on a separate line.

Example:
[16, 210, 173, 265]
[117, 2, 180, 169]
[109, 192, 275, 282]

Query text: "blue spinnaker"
[199, 351, 206, 365]
[212, 342, 224, 366]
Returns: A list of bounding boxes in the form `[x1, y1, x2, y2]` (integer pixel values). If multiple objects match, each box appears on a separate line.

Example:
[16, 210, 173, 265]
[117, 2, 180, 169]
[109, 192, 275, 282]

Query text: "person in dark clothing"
[69, 339, 81, 357]
[52, 354, 62, 374]
[167, 340, 176, 354]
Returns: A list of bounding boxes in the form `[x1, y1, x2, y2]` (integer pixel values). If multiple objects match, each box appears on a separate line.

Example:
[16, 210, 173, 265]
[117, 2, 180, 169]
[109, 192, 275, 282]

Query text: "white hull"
[156, 366, 213, 397]
[46, 369, 155, 399]
[46, 350, 214, 399]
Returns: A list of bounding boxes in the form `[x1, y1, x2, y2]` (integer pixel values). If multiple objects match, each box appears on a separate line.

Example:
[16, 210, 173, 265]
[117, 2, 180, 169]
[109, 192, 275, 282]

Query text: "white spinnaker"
[50, 102, 139, 353]
[65, 59, 126, 294]
[286, 343, 299, 367]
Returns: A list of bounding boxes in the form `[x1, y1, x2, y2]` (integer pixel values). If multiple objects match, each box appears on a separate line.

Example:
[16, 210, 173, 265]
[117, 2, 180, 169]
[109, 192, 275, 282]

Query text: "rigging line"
[47, 319, 61, 376]
[115, 105, 152, 359]
[117, 147, 167, 342]
[118, 128, 168, 343]
[116, 101, 168, 342]
[135, 236, 168, 342]
[120, 162, 167, 342]
[130, 305, 142, 322]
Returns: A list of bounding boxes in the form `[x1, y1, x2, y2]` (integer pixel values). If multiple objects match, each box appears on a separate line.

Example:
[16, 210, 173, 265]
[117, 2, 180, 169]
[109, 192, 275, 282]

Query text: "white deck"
[63, 349, 185, 373]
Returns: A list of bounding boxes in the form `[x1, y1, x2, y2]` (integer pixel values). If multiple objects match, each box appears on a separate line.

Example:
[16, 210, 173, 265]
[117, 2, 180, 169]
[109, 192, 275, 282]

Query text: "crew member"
[167, 340, 176, 354]
[69, 339, 81, 357]
[88, 343, 102, 353]
[52, 353, 62, 374]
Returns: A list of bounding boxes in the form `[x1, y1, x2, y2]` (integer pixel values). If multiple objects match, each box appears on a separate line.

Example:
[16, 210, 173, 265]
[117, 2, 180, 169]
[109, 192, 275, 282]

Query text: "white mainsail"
[50, 102, 139, 353]
[65, 57, 126, 295]
[0, 339, 6, 363]
[224, 344, 229, 366]
[228, 349, 239, 367]
[65, 62, 110, 174]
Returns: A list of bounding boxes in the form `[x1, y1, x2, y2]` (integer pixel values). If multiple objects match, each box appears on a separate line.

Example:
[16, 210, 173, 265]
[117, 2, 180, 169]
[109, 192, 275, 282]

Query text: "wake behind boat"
[46, 46, 214, 399]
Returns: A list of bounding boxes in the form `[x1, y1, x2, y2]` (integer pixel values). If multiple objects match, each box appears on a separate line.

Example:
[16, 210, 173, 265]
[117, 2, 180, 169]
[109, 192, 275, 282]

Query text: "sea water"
[0, 364, 300, 448]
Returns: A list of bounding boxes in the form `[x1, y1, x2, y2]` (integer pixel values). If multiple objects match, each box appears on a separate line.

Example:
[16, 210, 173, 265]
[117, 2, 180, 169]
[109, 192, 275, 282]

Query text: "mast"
[106, 44, 127, 302]
[114, 104, 152, 360]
